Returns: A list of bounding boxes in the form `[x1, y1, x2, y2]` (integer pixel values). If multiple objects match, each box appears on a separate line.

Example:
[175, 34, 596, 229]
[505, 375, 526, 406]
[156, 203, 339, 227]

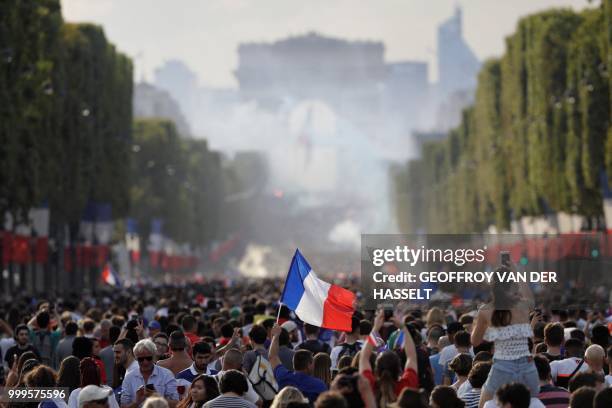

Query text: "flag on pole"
[280, 249, 355, 331]
[101, 262, 121, 287]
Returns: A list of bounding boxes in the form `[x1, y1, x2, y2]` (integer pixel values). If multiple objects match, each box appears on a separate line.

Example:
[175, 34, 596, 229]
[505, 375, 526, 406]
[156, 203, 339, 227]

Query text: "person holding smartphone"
[120, 339, 178, 408]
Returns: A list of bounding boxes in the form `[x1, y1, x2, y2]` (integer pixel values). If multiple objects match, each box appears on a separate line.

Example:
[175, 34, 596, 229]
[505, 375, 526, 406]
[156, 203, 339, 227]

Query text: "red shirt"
[185, 332, 201, 347]
[363, 367, 418, 397]
[94, 357, 107, 384]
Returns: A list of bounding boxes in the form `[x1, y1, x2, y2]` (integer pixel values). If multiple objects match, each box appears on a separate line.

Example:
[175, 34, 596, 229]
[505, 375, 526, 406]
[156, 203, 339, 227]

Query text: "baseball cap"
[148, 320, 161, 330]
[78, 385, 112, 407]
[281, 321, 298, 332]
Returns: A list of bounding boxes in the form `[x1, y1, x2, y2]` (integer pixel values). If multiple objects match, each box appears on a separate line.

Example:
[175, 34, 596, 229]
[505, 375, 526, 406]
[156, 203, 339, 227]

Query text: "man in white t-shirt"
[437, 322, 467, 368]
[549, 338, 586, 388]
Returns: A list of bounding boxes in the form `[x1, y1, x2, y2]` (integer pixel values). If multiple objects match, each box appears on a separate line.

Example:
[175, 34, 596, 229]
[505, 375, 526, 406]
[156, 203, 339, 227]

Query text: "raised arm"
[268, 324, 282, 369]
[471, 308, 489, 347]
[0, 319, 13, 336]
[402, 326, 418, 373]
[215, 328, 241, 357]
[360, 309, 384, 374]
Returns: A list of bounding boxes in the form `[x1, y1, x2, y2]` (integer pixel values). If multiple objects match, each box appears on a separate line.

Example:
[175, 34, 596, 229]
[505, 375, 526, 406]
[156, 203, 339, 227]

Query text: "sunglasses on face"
[91, 398, 108, 406]
[137, 356, 154, 362]
[154, 342, 168, 347]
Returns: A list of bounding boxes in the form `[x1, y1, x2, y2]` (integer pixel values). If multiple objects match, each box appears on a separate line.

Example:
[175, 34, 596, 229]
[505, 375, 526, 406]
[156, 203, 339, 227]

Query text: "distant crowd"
[0, 277, 611, 408]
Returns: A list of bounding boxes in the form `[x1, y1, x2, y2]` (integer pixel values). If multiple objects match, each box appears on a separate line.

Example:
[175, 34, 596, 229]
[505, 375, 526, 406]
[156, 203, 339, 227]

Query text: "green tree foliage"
[0, 2, 133, 230]
[0, 0, 63, 222]
[131, 119, 225, 247]
[396, 5, 611, 233]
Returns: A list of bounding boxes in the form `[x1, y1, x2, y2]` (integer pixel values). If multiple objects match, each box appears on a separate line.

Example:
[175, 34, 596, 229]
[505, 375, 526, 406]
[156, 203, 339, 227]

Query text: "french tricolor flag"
[280, 249, 355, 332]
[101, 262, 121, 287]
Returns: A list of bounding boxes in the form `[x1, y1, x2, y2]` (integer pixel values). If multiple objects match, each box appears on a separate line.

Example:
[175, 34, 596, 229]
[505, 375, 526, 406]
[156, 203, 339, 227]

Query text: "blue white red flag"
[102, 262, 121, 287]
[280, 249, 355, 331]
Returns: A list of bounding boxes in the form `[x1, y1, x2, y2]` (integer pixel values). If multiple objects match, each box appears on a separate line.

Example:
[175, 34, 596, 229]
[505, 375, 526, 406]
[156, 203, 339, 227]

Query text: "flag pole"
[276, 302, 282, 323]
[277, 249, 299, 324]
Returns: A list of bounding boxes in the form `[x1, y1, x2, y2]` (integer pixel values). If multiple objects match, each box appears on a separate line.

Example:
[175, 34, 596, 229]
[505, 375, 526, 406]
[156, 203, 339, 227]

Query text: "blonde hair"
[426, 307, 445, 328]
[270, 386, 308, 408]
[313, 353, 331, 386]
[142, 397, 169, 408]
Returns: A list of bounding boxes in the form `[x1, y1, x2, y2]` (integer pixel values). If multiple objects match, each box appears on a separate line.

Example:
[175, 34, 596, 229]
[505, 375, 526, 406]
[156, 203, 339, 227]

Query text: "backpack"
[248, 354, 279, 401]
[337, 342, 361, 360]
[32, 331, 53, 366]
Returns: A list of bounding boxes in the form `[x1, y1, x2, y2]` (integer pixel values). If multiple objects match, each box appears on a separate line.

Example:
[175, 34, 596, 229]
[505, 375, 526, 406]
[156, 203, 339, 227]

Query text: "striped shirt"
[203, 395, 256, 408]
[538, 384, 570, 408]
[461, 388, 482, 408]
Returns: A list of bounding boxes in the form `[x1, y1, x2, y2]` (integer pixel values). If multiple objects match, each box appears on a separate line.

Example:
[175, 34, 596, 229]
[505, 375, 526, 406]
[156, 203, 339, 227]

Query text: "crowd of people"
[0, 274, 611, 408]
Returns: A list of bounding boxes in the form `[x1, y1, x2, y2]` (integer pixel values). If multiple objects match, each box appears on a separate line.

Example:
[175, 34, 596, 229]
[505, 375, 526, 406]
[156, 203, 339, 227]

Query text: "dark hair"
[80, 357, 101, 387]
[491, 267, 513, 327]
[181, 315, 196, 331]
[468, 362, 491, 388]
[262, 319, 275, 330]
[449, 353, 472, 377]
[286, 403, 310, 408]
[591, 324, 609, 349]
[534, 354, 551, 381]
[36, 311, 50, 329]
[114, 338, 134, 352]
[594, 387, 612, 408]
[534, 342, 547, 354]
[570, 386, 596, 408]
[430, 386, 464, 408]
[255, 301, 267, 314]
[544, 323, 564, 347]
[65, 321, 78, 336]
[304, 323, 320, 336]
[294, 350, 313, 371]
[72, 337, 93, 360]
[24, 365, 56, 387]
[82, 319, 95, 333]
[108, 325, 121, 344]
[15, 351, 38, 378]
[454, 331, 471, 348]
[359, 320, 372, 336]
[15, 323, 29, 337]
[569, 372, 602, 393]
[375, 351, 401, 406]
[220, 323, 233, 338]
[446, 322, 463, 336]
[125, 328, 139, 344]
[350, 316, 360, 334]
[569, 329, 585, 343]
[473, 341, 493, 355]
[248, 324, 267, 345]
[218, 369, 248, 395]
[473, 351, 492, 363]
[564, 338, 584, 358]
[192, 342, 212, 356]
[395, 387, 428, 408]
[177, 374, 220, 408]
[169, 330, 186, 350]
[533, 321, 546, 340]
[496, 382, 530, 408]
[279, 328, 291, 347]
[459, 314, 473, 325]
[314, 391, 347, 408]
[57, 356, 81, 392]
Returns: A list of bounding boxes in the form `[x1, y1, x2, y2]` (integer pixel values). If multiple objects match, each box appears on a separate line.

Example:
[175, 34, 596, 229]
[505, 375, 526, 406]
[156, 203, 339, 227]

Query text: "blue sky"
[62, 0, 596, 87]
